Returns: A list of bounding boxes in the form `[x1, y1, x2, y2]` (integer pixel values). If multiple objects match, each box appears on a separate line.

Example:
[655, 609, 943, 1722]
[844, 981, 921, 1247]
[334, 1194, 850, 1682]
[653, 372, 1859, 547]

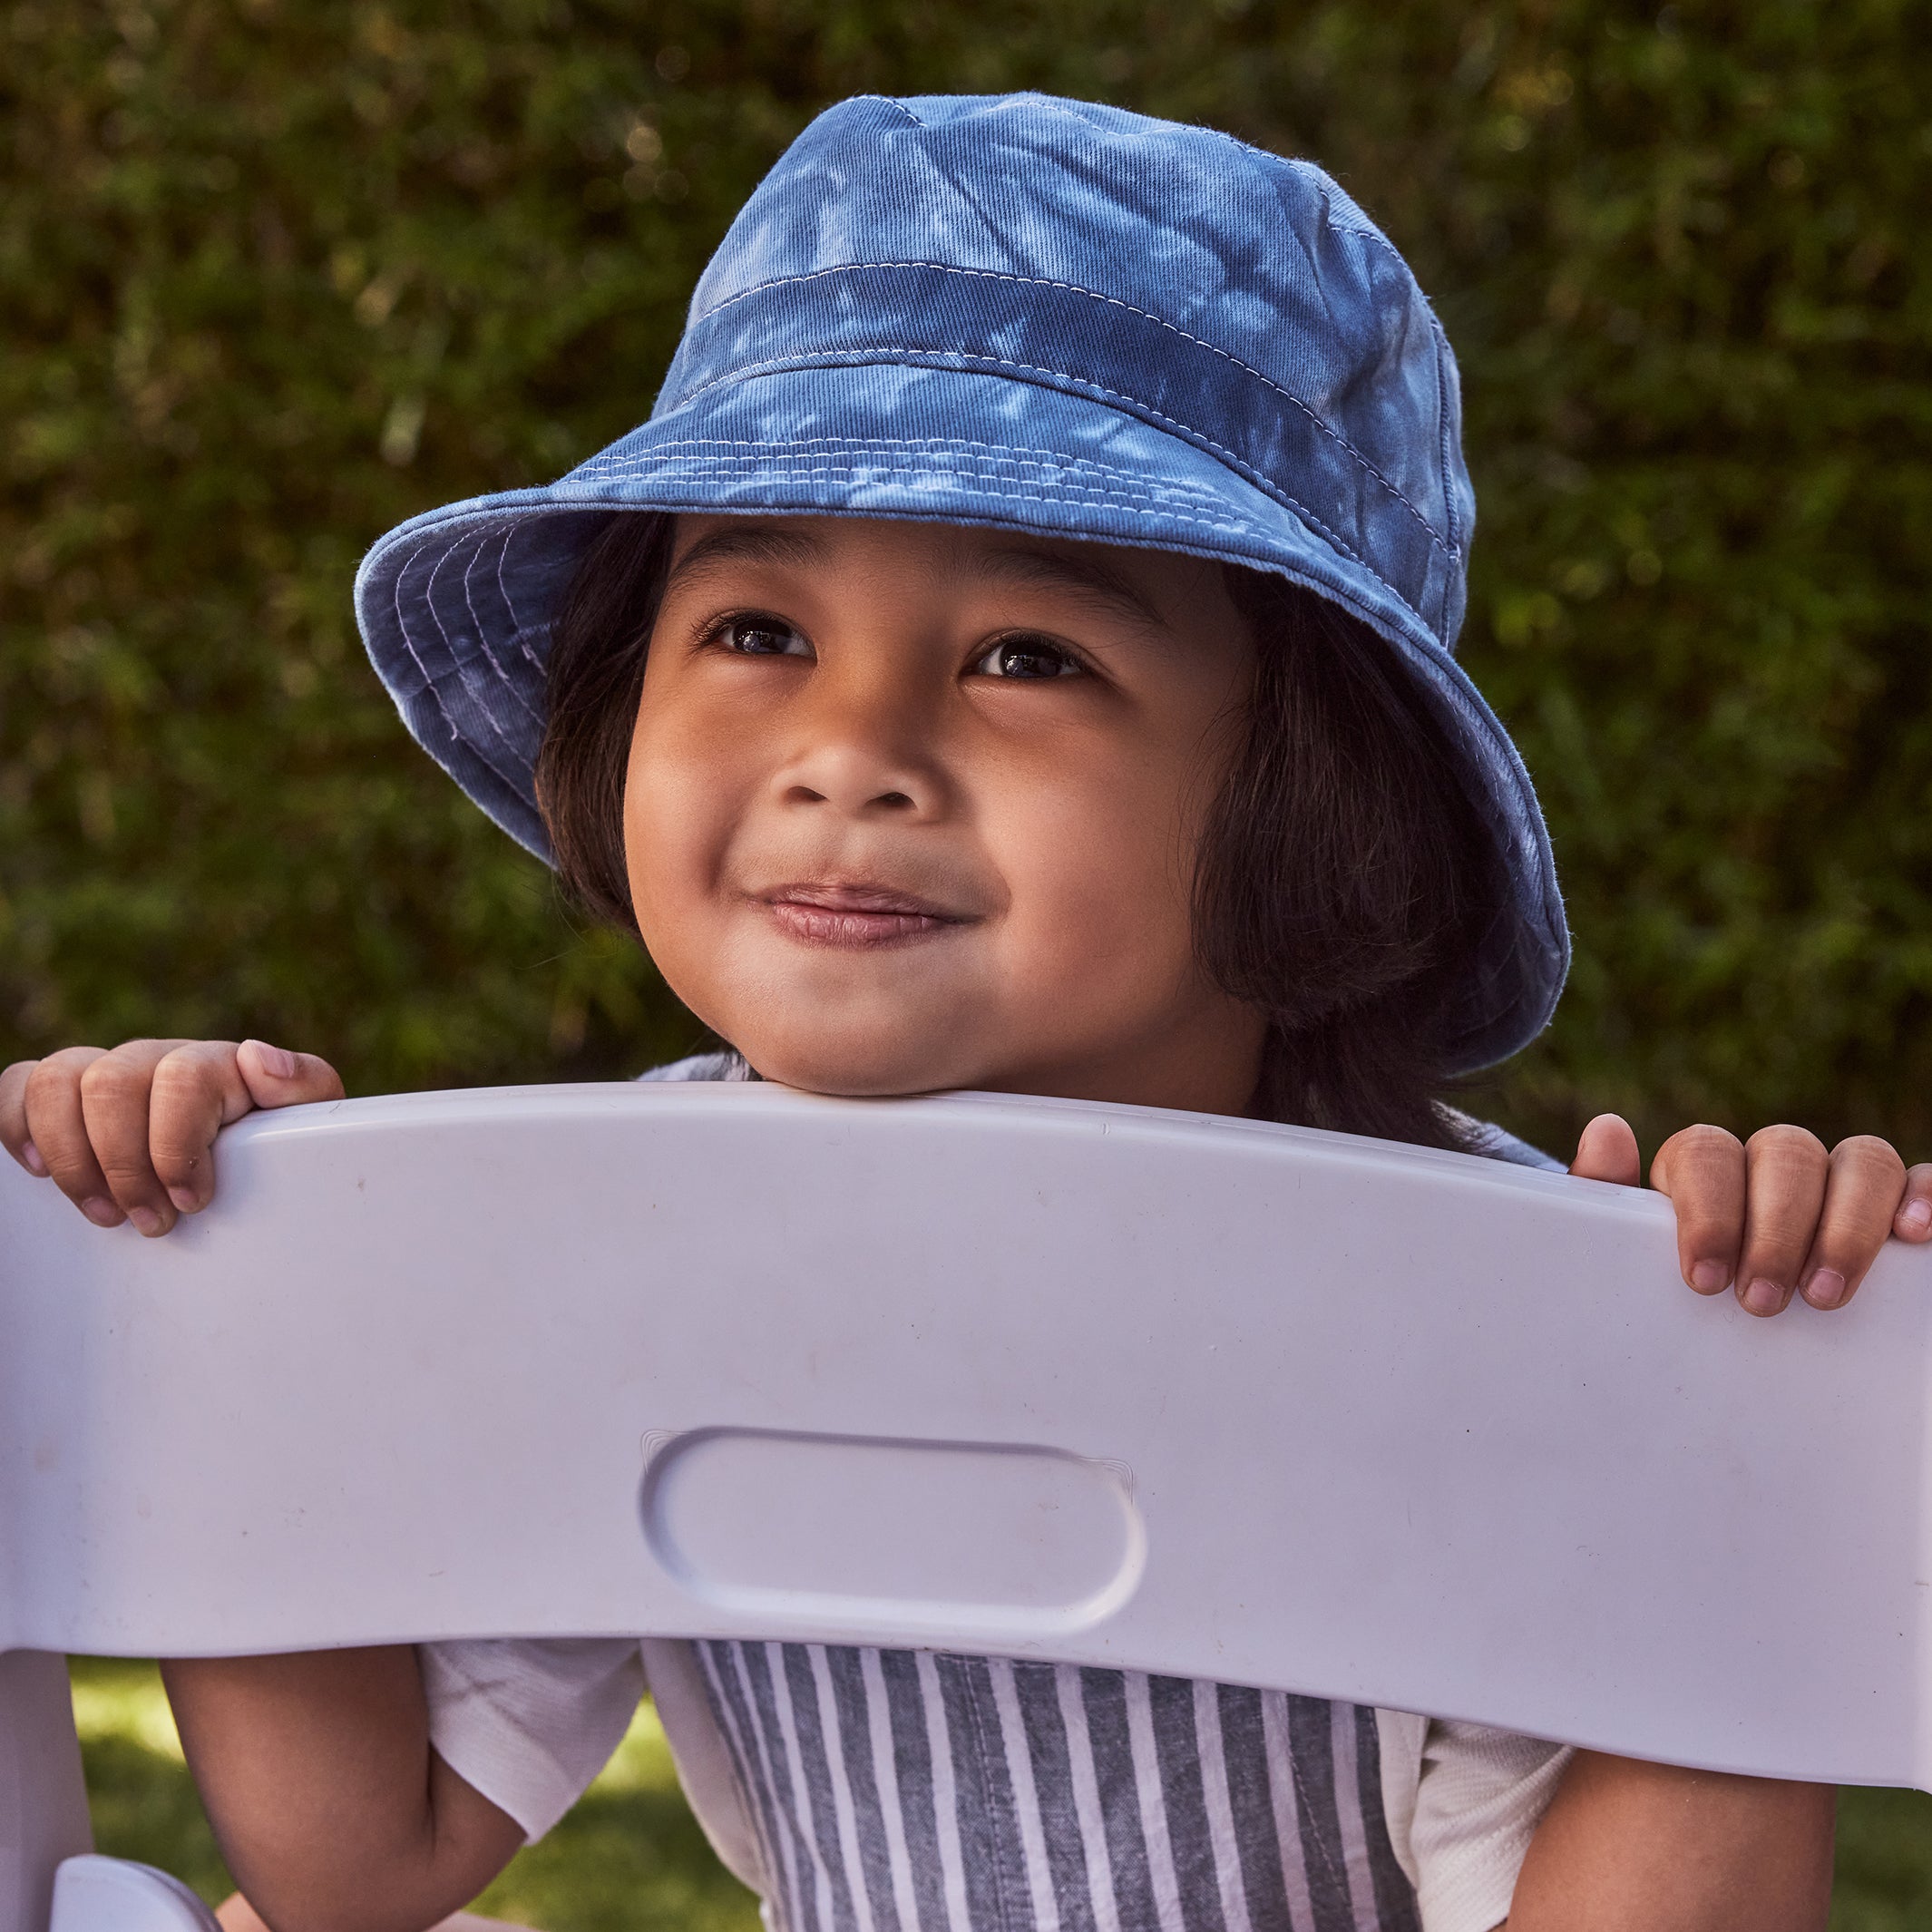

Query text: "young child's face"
[624, 515, 1266, 1111]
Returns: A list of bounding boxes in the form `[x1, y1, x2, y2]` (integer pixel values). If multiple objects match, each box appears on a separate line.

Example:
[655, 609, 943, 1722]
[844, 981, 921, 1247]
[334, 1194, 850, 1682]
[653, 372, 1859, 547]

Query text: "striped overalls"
[694, 1643, 1420, 1932]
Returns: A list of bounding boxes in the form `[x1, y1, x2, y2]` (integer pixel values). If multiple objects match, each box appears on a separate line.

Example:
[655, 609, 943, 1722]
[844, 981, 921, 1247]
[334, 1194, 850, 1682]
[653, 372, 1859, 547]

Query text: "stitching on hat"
[387, 529, 540, 797]
[571, 453, 1236, 522]
[577, 433, 1219, 489]
[575, 442, 1240, 514]
[665, 352, 1429, 621]
[491, 523, 562, 687]
[393, 535, 469, 732]
[444, 527, 543, 730]
[571, 441, 1258, 523]
[646, 473, 1244, 526]
[390, 515, 575, 669]
[581, 435, 1227, 491]
[458, 532, 545, 727]
[600, 462, 1261, 535]
[601, 478, 1255, 536]
[571, 443, 1247, 522]
[685, 259, 1454, 555]
[491, 534, 548, 681]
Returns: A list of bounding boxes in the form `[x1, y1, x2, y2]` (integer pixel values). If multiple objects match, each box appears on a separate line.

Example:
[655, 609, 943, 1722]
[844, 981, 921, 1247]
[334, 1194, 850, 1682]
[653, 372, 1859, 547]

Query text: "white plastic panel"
[50, 1859, 219, 1932]
[3, 1083, 1929, 1788]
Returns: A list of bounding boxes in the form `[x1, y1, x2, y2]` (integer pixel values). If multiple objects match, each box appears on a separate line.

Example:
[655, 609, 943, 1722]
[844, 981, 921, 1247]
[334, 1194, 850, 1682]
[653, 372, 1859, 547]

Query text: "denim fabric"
[355, 92, 1567, 1069]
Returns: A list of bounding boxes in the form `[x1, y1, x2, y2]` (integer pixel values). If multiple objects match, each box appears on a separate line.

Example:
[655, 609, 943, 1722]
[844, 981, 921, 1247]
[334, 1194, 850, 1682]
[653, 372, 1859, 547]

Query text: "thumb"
[236, 1039, 346, 1110]
[1571, 1112, 1641, 1186]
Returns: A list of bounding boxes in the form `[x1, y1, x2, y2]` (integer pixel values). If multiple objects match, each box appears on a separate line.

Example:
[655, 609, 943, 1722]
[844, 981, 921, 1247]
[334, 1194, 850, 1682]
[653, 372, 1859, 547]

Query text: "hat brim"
[356, 364, 1566, 1070]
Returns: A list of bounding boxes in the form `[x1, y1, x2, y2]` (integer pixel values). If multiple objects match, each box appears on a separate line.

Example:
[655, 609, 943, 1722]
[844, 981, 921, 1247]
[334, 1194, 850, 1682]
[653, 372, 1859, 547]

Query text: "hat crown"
[659, 93, 1473, 648]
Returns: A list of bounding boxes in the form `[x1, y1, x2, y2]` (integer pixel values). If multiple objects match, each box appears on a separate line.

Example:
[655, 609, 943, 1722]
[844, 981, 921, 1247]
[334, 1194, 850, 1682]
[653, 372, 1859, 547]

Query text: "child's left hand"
[1568, 1115, 1932, 1315]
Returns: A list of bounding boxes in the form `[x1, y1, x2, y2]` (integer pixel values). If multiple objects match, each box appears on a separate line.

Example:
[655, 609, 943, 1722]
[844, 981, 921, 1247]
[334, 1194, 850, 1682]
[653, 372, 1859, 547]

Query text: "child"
[5, 93, 1928, 1932]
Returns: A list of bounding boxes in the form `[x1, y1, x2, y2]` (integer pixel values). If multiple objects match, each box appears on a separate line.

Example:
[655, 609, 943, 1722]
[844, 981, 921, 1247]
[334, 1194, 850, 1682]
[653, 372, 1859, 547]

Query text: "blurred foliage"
[2, 0, 1928, 1154]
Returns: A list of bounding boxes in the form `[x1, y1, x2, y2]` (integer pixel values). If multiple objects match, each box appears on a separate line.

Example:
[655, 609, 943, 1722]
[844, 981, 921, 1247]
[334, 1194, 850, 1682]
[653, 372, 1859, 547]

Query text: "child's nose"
[784, 772, 918, 814]
[776, 737, 941, 818]
[772, 673, 949, 819]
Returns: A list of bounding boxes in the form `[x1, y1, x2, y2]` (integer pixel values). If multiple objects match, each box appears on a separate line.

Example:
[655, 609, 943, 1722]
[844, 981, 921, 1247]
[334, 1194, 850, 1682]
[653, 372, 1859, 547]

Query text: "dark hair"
[535, 512, 677, 930]
[1195, 571, 1499, 1149]
[537, 512, 1499, 1150]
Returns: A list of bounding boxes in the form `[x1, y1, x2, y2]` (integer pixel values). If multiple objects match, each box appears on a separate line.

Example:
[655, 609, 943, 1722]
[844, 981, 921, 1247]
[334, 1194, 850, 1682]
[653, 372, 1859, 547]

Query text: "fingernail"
[1803, 1268, 1848, 1310]
[1900, 1199, 1932, 1237]
[168, 1186, 199, 1213]
[1690, 1259, 1730, 1293]
[245, 1039, 298, 1079]
[1743, 1276, 1786, 1316]
[128, 1206, 163, 1237]
[22, 1140, 48, 1176]
[82, 1196, 122, 1228]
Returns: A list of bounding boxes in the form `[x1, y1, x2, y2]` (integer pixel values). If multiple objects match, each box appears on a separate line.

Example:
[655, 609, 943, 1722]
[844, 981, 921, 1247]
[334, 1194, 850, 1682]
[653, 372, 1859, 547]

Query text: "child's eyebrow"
[662, 524, 828, 590]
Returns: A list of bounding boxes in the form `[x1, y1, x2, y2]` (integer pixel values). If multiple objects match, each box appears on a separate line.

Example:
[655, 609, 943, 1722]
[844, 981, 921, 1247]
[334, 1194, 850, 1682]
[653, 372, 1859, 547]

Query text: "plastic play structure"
[5, 1082, 1931, 1932]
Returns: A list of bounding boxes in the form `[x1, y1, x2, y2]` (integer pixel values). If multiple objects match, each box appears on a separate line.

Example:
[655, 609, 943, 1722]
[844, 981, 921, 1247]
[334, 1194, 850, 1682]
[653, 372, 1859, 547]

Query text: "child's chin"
[737, 1027, 972, 1100]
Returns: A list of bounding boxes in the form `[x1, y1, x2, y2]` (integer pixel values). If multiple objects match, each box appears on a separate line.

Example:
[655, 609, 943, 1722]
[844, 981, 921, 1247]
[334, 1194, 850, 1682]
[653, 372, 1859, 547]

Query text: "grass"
[70, 1658, 1932, 1928]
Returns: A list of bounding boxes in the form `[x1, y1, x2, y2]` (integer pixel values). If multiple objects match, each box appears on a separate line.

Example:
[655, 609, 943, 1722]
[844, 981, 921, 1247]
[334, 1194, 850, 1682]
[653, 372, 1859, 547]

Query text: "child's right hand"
[0, 1039, 343, 1237]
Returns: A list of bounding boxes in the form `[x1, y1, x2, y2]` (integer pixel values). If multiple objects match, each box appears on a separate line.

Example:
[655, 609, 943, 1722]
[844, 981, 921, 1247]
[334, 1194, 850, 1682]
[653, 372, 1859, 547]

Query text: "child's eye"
[971, 635, 1086, 680]
[718, 614, 811, 658]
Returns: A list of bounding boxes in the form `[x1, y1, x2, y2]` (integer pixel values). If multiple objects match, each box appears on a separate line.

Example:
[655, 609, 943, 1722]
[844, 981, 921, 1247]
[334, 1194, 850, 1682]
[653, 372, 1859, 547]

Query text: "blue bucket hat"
[356, 91, 1567, 1070]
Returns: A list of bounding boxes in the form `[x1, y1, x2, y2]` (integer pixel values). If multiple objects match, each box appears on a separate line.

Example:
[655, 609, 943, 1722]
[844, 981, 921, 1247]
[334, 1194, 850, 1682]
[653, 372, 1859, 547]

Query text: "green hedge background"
[4, 0, 1929, 1156]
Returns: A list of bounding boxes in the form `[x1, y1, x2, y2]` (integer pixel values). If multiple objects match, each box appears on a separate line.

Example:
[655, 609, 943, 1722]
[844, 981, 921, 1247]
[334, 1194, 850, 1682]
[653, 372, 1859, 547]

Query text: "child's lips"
[756, 882, 971, 950]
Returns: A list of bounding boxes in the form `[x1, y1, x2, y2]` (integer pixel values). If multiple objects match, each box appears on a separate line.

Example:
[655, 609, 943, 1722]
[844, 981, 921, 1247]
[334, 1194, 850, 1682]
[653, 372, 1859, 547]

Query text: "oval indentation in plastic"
[641, 1428, 1145, 1637]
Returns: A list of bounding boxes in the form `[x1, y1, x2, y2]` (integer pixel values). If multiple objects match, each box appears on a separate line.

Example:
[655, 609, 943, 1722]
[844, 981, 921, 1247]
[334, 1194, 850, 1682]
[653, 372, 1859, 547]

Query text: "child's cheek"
[621, 718, 743, 991]
[981, 749, 1200, 1011]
